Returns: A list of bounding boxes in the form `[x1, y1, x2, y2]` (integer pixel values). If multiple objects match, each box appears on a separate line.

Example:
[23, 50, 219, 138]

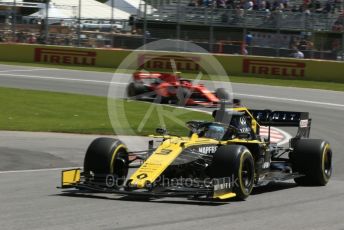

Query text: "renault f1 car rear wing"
[249, 109, 312, 144]
[249, 110, 309, 127]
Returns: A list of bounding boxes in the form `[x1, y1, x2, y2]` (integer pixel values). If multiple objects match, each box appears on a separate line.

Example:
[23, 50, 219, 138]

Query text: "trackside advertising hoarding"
[0, 44, 128, 68]
[0, 43, 343, 82]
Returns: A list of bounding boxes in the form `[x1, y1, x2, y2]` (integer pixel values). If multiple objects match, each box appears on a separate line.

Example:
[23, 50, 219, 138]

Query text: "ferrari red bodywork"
[130, 72, 221, 106]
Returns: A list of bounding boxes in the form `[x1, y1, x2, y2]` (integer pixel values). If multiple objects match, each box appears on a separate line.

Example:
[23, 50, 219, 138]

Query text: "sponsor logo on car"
[198, 146, 218, 154]
[138, 54, 200, 71]
[299, 119, 309, 128]
[243, 59, 306, 77]
[34, 48, 97, 66]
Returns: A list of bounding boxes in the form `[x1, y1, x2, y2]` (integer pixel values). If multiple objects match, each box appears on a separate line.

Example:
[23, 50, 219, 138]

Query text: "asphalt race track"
[0, 64, 344, 230]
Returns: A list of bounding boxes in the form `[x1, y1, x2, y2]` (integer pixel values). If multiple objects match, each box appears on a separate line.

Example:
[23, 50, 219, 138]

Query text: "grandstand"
[124, 0, 343, 59]
[30, 0, 130, 19]
[142, 5, 341, 31]
[105, 0, 156, 15]
[0, 0, 343, 60]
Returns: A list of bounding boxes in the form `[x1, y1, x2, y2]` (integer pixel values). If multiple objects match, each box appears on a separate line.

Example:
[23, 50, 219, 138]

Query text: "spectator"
[265, 0, 271, 10]
[244, 0, 254, 10]
[217, 0, 226, 8]
[144, 30, 151, 39]
[304, 7, 311, 15]
[291, 5, 298, 12]
[226, 0, 235, 8]
[245, 32, 253, 45]
[323, 0, 332, 13]
[27, 34, 37, 44]
[188, 0, 197, 6]
[315, 0, 322, 12]
[298, 38, 308, 50]
[291, 48, 304, 58]
[306, 40, 314, 50]
[241, 43, 248, 55]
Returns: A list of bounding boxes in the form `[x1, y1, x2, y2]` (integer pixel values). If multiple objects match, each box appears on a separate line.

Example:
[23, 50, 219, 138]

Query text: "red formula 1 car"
[126, 71, 229, 106]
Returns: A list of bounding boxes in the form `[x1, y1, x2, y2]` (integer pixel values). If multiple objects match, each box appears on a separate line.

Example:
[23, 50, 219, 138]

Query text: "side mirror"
[156, 128, 167, 135]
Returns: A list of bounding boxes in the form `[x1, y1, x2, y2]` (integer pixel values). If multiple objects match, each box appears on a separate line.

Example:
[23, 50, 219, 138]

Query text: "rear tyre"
[84, 138, 129, 187]
[211, 145, 255, 200]
[127, 82, 147, 99]
[215, 88, 230, 100]
[176, 87, 191, 106]
[292, 139, 332, 186]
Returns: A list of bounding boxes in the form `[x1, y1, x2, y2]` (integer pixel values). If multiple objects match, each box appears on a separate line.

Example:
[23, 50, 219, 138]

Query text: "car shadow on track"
[251, 181, 298, 195]
[57, 192, 228, 206]
[55, 182, 298, 206]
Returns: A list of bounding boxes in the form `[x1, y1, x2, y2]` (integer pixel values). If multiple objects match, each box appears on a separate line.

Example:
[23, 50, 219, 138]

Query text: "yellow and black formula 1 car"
[60, 104, 333, 201]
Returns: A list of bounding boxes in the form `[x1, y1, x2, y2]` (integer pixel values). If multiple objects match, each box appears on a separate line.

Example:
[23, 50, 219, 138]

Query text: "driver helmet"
[204, 125, 225, 140]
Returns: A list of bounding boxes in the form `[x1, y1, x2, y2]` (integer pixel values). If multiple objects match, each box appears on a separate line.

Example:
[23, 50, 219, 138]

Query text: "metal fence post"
[12, 0, 16, 42]
[342, 31, 344, 61]
[209, 6, 214, 53]
[242, 10, 247, 55]
[176, 0, 181, 41]
[276, 12, 281, 57]
[111, 0, 114, 47]
[45, 0, 49, 44]
[77, 0, 81, 46]
[143, 1, 147, 45]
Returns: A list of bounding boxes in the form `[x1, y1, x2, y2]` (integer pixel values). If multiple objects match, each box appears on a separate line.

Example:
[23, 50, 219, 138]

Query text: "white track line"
[0, 68, 53, 73]
[0, 73, 126, 85]
[235, 93, 344, 108]
[1, 72, 343, 108]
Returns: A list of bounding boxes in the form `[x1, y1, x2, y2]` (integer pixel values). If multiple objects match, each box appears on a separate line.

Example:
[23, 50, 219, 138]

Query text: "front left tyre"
[84, 137, 129, 187]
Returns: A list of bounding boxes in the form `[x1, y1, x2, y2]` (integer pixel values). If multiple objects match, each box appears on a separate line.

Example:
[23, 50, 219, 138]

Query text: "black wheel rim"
[323, 149, 332, 178]
[128, 86, 135, 97]
[113, 150, 128, 185]
[242, 158, 254, 193]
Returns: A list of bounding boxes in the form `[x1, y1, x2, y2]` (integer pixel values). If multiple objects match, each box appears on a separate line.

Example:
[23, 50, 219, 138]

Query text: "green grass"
[1, 61, 344, 91]
[0, 87, 211, 136]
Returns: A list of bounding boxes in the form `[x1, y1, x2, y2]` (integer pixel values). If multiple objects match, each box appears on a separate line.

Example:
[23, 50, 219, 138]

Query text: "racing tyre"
[211, 145, 255, 200]
[156, 95, 172, 104]
[215, 88, 230, 100]
[176, 87, 191, 106]
[292, 139, 332, 186]
[127, 82, 147, 98]
[84, 137, 129, 186]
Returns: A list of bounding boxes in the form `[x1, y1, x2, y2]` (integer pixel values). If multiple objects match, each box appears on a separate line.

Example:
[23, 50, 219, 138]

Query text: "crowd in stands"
[188, 0, 342, 14]
[332, 12, 344, 31]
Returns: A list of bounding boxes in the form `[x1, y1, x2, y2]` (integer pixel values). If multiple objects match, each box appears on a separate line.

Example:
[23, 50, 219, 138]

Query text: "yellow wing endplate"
[213, 192, 237, 200]
[61, 168, 81, 188]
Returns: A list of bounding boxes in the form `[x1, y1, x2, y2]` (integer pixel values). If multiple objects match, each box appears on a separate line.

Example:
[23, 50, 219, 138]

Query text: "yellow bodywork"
[61, 168, 81, 187]
[129, 118, 265, 189]
[129, 134, 220, 188]
[214, 192, 237, 200]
